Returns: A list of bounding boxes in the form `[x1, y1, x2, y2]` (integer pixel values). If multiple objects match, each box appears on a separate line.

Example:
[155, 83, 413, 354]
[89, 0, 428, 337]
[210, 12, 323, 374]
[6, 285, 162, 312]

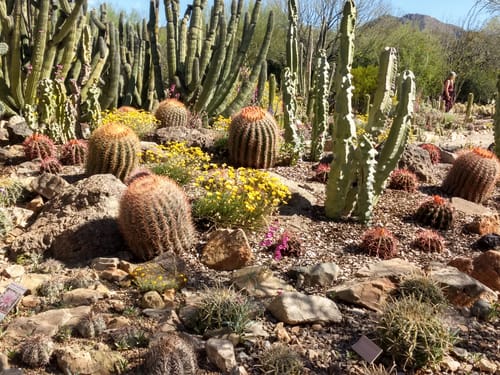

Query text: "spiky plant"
[20, 335, 55, 368]
[65, 269, 98, 289]
[143, 333, 197, 375]
[118, 173, 195, 261]
[259, 344, 304, 375]
[0, 208, 12, 238]
[37, 279, 65, 304]
[60, 139, 88, 165]
[419, 143, 441, 164]
[228, 106, 280, 169]
[0, 177, 24, 207]
[413, 229, 445, 253]
[415, 195, 453, 230]
[376, 295, 455, 370]
[388, 169, 418, 192]
[40, 157, 62, 174]
[76, 311, 107, 338]
[86, 121, 140, 181]
[358, 363, 396, 375]
[23, 134, 56, 160]
[154, 98, 189, 128]
[441, 148, 500, 203]
[397, 276, 447, 308]
[360, 227, 399, 259]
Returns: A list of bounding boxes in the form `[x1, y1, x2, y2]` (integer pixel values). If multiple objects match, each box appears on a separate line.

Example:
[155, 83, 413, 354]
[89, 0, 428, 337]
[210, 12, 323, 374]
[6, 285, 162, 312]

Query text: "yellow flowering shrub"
[212, 115, 231, 132]
[130, 263, 187, 293]
[101, 108, 158, 139]
[141, 142, 211, 185]
[193, 166, 291, 228]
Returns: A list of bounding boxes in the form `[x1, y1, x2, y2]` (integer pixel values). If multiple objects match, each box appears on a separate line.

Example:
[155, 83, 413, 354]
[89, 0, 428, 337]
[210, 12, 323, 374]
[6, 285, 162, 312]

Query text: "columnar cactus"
[441, 148, 500, 203]
[310, 49, 330, 161]
[143, 333, 198, 375]
[228, 106, 280, 169]
[388, 169, 418, 192]
[86, 122, 140, 181]
[118, 173, 196, 261]
[494, 74, 500, 158]
[415, 195, 454, 230]
[360, 227, 398, 259]
[23, 134, 57, 160]
[466, 92, 474, 122]
[155, 98, 189, 128]
[60, 139, 88, 165]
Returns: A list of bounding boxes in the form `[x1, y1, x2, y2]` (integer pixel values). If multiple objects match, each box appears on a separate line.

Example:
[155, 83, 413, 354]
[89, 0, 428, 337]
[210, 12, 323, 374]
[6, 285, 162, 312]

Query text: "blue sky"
[88, 0, 492, 27]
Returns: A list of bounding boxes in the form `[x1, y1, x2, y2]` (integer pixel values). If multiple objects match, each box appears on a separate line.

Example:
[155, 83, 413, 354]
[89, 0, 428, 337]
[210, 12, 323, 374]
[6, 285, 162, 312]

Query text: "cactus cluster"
[0, 178, 24, 207]
[415, 195, 453, 230]
[76, 311, 107, 339]
[413, 229, 445, 253]
[143, 333, 198, 375]
[0, 208, 12, 238]
[419, 143, 441, 164]
[40, 157, 63, 175]
[398, 276, 447, 307]
[118, 173, 195, 261]
[441, 148, 500, 203]
[20, 335, 55, 368]
[60, 139, 88, 165]
[23, 134, 56, 160]
[86, 122, 140, 181]
[359, 227, 399, 259]
[154, 98, 189, 128]
[228, 106, 280, 169]
[388, 169, 418, 192]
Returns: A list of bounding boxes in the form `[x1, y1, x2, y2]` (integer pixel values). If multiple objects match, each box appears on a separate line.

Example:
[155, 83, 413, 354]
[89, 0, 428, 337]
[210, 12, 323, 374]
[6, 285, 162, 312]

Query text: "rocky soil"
[0, 115, 498, 375]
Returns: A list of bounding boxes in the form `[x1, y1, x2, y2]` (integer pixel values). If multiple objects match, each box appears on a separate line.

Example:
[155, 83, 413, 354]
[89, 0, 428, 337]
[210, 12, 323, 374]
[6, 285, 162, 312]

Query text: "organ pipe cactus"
[324, 0, 416, 223]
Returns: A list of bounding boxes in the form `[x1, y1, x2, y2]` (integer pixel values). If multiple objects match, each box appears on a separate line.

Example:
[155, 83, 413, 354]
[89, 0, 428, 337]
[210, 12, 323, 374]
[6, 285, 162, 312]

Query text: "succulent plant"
[23, 134, 56, 160]
[86, 121, 140, 181]
[397, 276, 447, 307]
[37, 279, 65, 304]
[413, 229, 445, 253]
[441, 148, 500, 203]
[376, 295, 455, 370]
[360, 227, 399, 259]
[154, 98, 189, 128]
[76, 311, 107, 338]
[60, 139, 88, 165]
[143, 333, 197, 375]
[0, 208, 12, 238]
[0, 177, 24, 207]
[259, 344, 304, 375]
[388, 168, 418, 192]
[419, 143, 441, 164]
[20, 335, 55, 368]
[312, 162, 330, 183]
[415, 195, 453, 230]
[228, 106, 280, 169]
[40, 157, 62, 174]
[65, 269, 98, 289]
[118, 173, 195, 261]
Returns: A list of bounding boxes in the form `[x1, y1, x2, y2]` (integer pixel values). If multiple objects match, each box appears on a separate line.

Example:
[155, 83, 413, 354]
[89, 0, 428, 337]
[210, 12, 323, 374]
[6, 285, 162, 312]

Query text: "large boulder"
[398, 144, 434, 182]
[8, 174, 126, 264]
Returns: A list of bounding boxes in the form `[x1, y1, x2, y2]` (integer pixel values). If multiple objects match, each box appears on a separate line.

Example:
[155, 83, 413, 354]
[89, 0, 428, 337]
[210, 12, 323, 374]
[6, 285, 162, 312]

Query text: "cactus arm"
[494, 74, 500, 158]
[466, 92, 474, 122]
[8, 1, 23, 108]
[164, 0, 178, 81]
[59, 16, 84, 81]
[52, 0, 85, 45]
[101, 24, 121, 109]
[268, 73, 276, 113]
[310, 49, 330, 161]
[149, 0, 164, 101]
[81, 36, 109, 102]
[353, 136, 378, 223]
[24, 0, 51, 106]
[256, 60, 267, 105]
[197, 0, 223, 82]
[185, 0, 204, 88]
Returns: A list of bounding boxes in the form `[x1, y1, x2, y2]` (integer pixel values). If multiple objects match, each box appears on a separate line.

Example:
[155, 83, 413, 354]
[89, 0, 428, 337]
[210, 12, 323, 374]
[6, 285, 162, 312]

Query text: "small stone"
[25, 196, 44, 213]
[451, 347, 469, 358]
[311, 323, 323, 331]
[98, 269, 129, 282]
[106, 316, 131, 329]
[140, 291, 165, 309]
[206, 338, 237, 374]
[201, 229, 253, 271]
[62, 288, 101, 306]
[441, 356, 461, 372]
[472, 234, 500, 251]
[274, 322, 291, 343]
[91, 257, 119, 271]
[471, 299, 492, 320]
[477, 357, 497, 373]
[21, 295, 41, 308]
[0, 352, 9, 370]
[231, 366, 249, 375]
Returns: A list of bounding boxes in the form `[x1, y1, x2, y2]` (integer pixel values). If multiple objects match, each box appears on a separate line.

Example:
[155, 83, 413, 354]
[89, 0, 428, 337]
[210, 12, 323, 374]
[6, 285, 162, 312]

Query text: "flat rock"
[206, 338, 237, 374]
[30, 173, 69, 200]
[232, 266, 295, 297]
[355, 258, 419, 280]
[288, 262, 340, 288]
[451, 197, 494, 216]
[62, 288, 102, 306]
[56, 344, 126, 375]
[18, 273, 50, 294]
[267, 291, 342, 325]
[201, 229, 253, 271]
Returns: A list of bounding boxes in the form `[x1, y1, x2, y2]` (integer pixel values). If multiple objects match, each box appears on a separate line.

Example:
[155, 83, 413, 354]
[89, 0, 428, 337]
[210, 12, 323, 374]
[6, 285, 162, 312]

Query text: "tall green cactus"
[466, 92, 474, 123]
[324, 0, 416, 224]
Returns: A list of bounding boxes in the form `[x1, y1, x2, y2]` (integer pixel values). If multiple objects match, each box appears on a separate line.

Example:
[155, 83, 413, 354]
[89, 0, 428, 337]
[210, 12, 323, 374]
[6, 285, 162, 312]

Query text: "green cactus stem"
[310, 49, 330, 162]
[466, 92, 474, 123]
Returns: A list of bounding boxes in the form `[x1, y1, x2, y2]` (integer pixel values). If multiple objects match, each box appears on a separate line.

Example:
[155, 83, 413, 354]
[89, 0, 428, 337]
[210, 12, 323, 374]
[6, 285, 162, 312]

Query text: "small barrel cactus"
[413, 229, 445, 253]
[118, 173, 196, 261]
[415, 195, 453, 230]
[228, 106, 280, 169]
[76, 312, 106, 338]
[143, 333, 198, 375]
[360, 227, 399, 259]
[20, 335, 55, 368]
[154, 98, 189, 128]
[419, 143, 441, 164]
[388, 169, 418, 192]
[40, 157, 63, 174]
[441, 148, 500, 203]
[23, 134, 56, 160]
[60, 139, 88, 165]
[86, 122, 140, 181]
[0, 177, 24, 207]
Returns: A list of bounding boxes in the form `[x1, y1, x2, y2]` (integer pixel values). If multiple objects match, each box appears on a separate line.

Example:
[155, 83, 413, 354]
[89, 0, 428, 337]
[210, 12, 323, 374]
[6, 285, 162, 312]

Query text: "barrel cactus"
[40, 157, 62, 174]
[20, 335, 55, 368]
[415, 195, 453, 230]
[413, 229, 445, 253]
[441, 148, 500, 203]
[23, 134, 56, 160]
[86, 122, 140, 181]
[154, 98, 189, 128]
[388, 169, 418, 192]
[228, 106, 280, 169]
[60, 139, 88, 165]
[118, 173, 195, 261]
[76, 311, 107, 339]
[419, 143, 441, 164]
[360, 227, 399, 259]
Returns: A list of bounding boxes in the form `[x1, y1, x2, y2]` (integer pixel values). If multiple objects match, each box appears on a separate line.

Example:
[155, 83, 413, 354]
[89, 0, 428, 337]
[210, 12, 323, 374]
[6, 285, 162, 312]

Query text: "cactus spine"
[228, 106, 280, 169]
[118, 173, 196, 261]
[325, 0, 416, 223]
[86, 122, 140, 181]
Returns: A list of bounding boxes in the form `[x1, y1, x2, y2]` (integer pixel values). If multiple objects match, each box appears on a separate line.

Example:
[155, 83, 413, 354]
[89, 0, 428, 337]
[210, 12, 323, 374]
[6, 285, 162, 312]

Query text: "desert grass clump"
[143, 333, 197, 375]
[415, 195, 453, 230]
[413, 229, 445, 253]
[376, 295, 455, 370]
[102, 108, 159, 138]
[20, 335, 54, 368]
[40, 156, 62, 174]
[388, 169, 418, 192]
[358, 363, 396, 375]
[397, 276, 447, 308]
[193, 166, 290, 229]
[359, 227, 399, 259]
[76, 311, 107, 338]
[259, 344, 304, 375]
[193, 286, 256, 336]
[0, 177, 24, 207]
[419, 143, 441, 164]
